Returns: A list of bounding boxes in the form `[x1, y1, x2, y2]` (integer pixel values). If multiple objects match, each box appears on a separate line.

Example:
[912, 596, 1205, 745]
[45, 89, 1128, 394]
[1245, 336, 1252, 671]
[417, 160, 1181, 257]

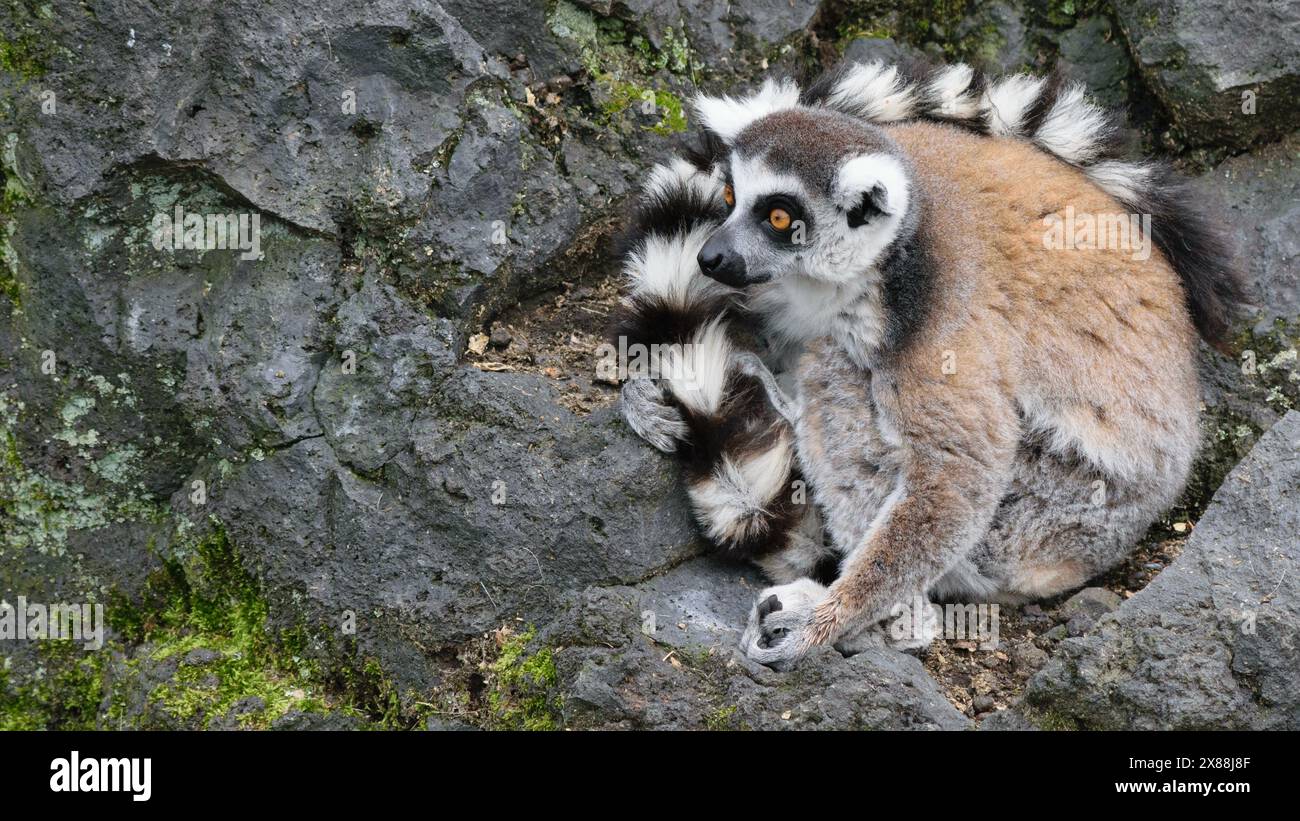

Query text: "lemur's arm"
[742, 348, 1020, 667]
[813, 362, 1019, 644]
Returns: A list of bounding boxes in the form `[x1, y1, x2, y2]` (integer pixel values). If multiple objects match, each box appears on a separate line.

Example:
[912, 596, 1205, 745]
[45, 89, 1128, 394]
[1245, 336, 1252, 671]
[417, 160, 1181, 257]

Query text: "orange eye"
[723, 185, 735, 207]
[768, 208, 792, 231]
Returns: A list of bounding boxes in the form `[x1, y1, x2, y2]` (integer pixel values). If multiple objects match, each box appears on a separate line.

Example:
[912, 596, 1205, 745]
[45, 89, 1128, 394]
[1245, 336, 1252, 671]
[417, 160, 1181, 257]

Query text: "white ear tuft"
[692, 78, 801, 144]
[834, 154, 910, 222]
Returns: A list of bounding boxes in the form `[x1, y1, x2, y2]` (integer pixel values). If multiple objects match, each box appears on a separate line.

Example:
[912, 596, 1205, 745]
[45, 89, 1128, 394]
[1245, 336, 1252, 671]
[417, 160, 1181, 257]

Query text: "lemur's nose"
[698, 248, 724, 272]
[697, 234, 748, 286]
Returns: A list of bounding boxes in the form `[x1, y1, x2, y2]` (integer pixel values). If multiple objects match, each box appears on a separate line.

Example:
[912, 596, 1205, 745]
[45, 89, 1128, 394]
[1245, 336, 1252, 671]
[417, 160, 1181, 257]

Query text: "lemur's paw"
[740, 579, 827, 671]
[619, 379, 688, 453]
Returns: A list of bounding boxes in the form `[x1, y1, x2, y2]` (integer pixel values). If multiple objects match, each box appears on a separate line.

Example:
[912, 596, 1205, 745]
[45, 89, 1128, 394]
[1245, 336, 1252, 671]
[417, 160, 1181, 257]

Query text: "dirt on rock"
[921, 532, 1189, 722]
[464, 275, 624, 415]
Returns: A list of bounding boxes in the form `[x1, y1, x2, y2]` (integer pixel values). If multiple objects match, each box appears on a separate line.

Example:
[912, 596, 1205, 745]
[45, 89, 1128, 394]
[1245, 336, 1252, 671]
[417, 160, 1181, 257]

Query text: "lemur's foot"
[619, 379, 688, 453]
[740, 578, 827, 671]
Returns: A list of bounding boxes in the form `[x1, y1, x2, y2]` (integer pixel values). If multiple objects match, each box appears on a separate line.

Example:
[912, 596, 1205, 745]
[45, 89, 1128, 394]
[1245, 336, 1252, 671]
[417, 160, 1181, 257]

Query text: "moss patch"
[484, 626, 561, 730]
[549, 1, 692, 135]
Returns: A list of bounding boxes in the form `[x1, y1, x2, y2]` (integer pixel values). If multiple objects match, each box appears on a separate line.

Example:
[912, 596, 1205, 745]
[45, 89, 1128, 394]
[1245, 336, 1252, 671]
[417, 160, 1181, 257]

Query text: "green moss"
[0, 640, 108, 730]
[486, 627, 561, 730]
[600, 82, 688, 135]
[0, 0, 60, 81]
[705, 704, 739, 730]
[548, 0, 692, 134]
[0, 34, 47, 80]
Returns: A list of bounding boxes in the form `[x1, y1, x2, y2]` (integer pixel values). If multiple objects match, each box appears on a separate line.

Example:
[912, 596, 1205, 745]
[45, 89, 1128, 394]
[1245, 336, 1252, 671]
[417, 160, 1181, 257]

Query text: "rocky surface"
[1017, 412, 1300, 730]
[1113, 0, 1300, 148]
[1, 0, 1297, 730]
[543, 559, 969, 730]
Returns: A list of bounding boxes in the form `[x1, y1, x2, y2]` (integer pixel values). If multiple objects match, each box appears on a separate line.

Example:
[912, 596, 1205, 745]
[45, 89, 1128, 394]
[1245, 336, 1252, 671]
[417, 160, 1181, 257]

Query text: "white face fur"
[692, 91, 919, 355]
[717, 148, 911, 287]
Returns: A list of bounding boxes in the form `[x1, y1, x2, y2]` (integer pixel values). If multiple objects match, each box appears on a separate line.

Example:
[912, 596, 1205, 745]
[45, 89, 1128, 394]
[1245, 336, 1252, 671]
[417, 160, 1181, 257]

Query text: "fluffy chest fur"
[747, 272, 885, 366]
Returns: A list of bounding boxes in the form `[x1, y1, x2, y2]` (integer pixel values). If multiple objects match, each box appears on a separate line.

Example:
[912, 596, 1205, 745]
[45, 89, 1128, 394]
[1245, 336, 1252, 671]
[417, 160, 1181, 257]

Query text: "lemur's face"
[696, 108, 912, 288]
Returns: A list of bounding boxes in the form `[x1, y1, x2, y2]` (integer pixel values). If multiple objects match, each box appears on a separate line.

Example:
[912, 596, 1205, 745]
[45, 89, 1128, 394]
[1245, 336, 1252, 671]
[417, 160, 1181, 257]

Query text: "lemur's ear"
[847, 184, 891, 228]
[693, 78, 800, 144]
[835, 153, 910, 228]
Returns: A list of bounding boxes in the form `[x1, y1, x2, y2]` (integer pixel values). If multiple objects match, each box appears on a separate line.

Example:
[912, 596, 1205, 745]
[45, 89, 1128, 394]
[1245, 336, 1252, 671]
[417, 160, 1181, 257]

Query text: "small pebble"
[1066, 615, 1095, 637]
[489, 325, 512, 349]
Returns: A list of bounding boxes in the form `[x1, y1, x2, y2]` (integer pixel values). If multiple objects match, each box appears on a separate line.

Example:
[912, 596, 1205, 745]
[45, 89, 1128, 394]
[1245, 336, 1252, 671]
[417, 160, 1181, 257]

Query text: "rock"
[1059, 587, 1123, 622]
[1066, 615, 1095, 637]
[1113, 0, 1300, 148]
[842, 37, 926, 68]
[979, 708, 1037, 731]
[1195, 132, 1300, 331]
[1012, 641, 1049, 670]
[0, 0, 733, 716]
[488, 324, 513, 349]
[955, 1, 1035, 74]
[181, 649, 224, 668]
[1021, 411, 1300, 729]
[542, 558, 971, 730]
[271, 710, 370, 731]
[1055, 17, 1133, 109]
[607, 0, 820, 63]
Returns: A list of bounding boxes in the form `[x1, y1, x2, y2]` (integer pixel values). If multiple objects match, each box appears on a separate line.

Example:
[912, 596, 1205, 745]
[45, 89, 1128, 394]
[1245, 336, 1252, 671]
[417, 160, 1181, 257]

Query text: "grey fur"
[619, 379, 687, 453]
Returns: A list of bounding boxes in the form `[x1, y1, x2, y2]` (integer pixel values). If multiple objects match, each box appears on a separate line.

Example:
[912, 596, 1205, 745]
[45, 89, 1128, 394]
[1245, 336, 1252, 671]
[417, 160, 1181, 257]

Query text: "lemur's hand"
[740, 579, 828, 671]
[619, 379, 688, 453]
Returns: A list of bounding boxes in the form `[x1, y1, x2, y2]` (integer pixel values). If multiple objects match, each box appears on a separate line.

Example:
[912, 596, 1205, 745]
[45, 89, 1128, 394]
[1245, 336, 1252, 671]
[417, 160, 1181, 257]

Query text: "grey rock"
[271, 710, 371, 731]
[609, 0, 820, 61]
[1059, 586, 1123, 622]
[181, 648, 224, 667]
[979, 708, 1038, 731]
[1113, 0, 1300, 147]
[1022, 411, 1300, 729]
[842, 37, 926, 68]
[955, 1, 1035, 75]
[1056, 17, 1132, 109]
[542, 558, 971, 730]
[1012, 641, 1049, 670]
[1195, 132, 1300, 330]
[1065, 615, 1096, 637]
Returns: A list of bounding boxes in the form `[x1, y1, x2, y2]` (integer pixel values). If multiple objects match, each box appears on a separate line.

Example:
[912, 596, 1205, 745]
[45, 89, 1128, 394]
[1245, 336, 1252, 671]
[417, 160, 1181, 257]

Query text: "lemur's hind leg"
[932, 440, 1180, 604]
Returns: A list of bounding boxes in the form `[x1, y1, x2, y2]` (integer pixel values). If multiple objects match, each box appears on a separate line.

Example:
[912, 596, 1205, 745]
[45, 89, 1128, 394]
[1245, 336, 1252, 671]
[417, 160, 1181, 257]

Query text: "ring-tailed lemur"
[612, 61, 1243, 670]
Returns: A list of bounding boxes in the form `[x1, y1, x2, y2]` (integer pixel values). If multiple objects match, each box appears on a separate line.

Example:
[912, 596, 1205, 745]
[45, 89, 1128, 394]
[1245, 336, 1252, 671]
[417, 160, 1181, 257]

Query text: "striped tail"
[611, 156, 820, 562]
